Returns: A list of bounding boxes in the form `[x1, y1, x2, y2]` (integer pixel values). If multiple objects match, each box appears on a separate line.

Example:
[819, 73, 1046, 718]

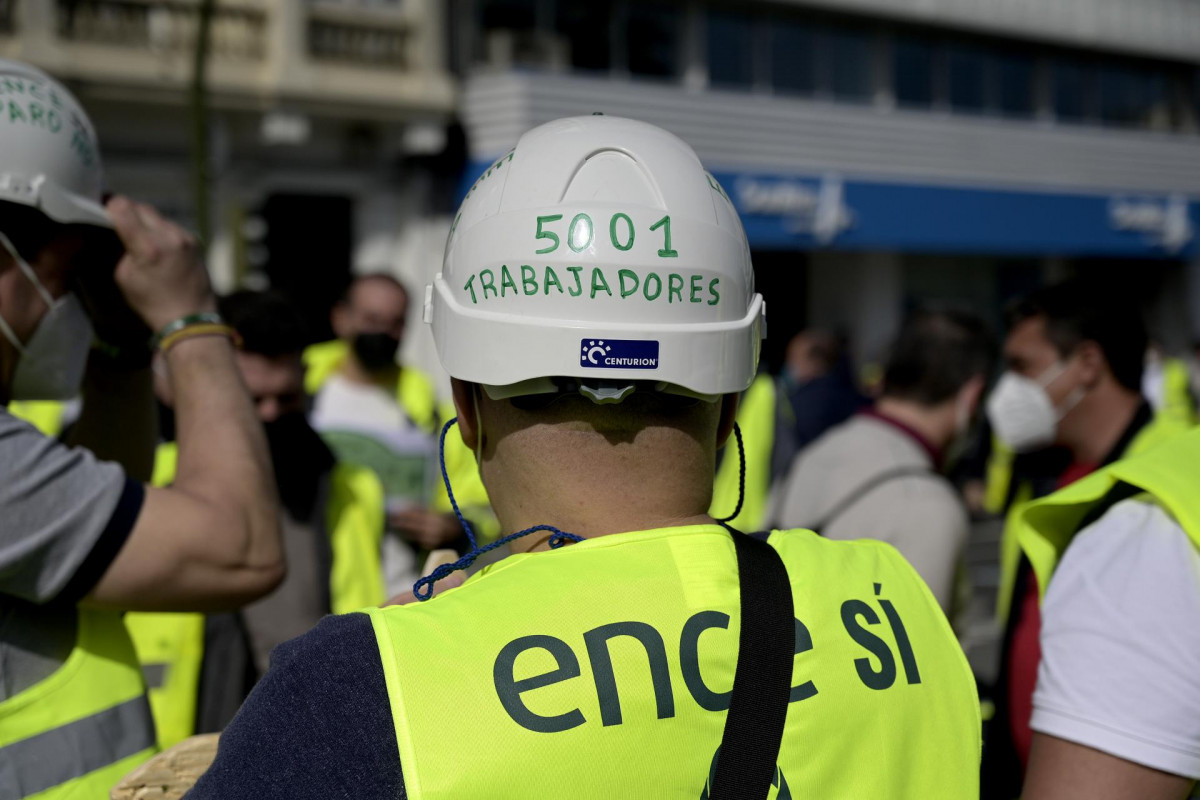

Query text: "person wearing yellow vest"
[5, 397, 72, 437]
[0, 60, 282, 799]
[711, 330, 866, 530]
[1142, 343, 1198, 428]
[306, 274, 497, 595]
[187, 116, 980, 799]
[1018, 427, 1200, 799]
[770, 309, 996, 618]
[126, 290, 387, 750]
[980, 279, 1193, 798]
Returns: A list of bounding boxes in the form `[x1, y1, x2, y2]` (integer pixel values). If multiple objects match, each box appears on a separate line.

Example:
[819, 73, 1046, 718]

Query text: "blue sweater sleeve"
[185, 612, 405, 799]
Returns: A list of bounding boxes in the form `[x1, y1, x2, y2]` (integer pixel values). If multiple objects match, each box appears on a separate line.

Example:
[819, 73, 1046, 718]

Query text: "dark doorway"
[261, 193, 354, 344]
[752, 249, 809, 374]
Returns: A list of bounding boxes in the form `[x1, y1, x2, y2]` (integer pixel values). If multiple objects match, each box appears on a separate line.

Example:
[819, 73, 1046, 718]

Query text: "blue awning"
[457, 160, 1197, 259]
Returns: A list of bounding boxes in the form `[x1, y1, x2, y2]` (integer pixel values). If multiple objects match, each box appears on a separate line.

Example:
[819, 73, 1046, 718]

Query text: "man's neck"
[485, 432, 717, 553]
[1059, 383, 1143, 465]
[506, 511, 718, 554]
[873, 397, 952, 453]
[339, 354, 398, 390]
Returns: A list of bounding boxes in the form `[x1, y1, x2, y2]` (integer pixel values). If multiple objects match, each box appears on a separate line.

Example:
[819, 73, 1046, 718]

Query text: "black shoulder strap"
[1075, 480, 1144, 534]
[708, 531, 795, 800]
[809, 466, 944, 535]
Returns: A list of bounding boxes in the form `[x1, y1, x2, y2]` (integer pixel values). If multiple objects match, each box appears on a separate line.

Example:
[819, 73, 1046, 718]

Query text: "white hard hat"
[0, 59, 110, 228]
[425, 115, 765, 399]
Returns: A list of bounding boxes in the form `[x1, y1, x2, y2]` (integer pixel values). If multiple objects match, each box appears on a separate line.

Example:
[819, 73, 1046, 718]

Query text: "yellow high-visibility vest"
[0, 609, 155, 798]
[710, 374, 775, 531]
[1159, 358, 1197, 427]
[125, 444, 387, 750]
[995, 411, 1193, 625]
[303, 339, 498, 542]
[367, 524, 981, 798]
[5, 400, 68, 438]
[1016, 427, 1200, 600]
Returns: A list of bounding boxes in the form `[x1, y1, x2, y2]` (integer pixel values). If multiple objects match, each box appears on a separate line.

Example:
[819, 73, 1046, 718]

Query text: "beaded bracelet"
[153, 312, 224, 347]
[158, 323, 242, 355]
[154, 313, 242, 355]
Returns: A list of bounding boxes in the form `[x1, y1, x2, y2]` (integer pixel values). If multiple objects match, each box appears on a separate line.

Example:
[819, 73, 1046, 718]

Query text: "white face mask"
[0, 231, 93, 401]
[985, 361, 1083, 453]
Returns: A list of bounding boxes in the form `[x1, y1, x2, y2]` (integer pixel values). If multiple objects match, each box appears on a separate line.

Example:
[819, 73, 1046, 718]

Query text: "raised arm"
[82, 197, 283, 612]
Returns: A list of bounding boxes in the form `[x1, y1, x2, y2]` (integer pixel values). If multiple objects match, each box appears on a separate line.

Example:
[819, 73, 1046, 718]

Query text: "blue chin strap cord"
[713, 423, 746, 528]
[412, 418, 584, 601]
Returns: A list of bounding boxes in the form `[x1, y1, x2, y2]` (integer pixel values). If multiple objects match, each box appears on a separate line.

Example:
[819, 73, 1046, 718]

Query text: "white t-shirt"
[311, 374, 438, 596]
[310, 374, 437, 508]
[1031, 498, 1200, 780]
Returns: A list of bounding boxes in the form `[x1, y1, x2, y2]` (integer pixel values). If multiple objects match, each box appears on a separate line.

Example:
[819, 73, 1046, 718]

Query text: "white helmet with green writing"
[426, 115, 765, 400]
[0, 59, 109, 228]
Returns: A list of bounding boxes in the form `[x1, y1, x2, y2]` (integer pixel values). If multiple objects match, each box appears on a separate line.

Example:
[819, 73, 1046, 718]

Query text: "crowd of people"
[2, 56, 1198, 799]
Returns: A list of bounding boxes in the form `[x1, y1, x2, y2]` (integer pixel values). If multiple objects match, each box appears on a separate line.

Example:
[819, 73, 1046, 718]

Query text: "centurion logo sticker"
[580, 339, 660, 369]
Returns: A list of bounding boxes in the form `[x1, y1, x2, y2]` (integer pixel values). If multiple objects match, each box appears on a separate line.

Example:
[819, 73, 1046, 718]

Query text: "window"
[770, 18, 818, 95]
[947, 45, 987, 113]
[894, 35, 936, 108]
[708, 9, 756, 89]
[479, 0, 536, 33]
[827, 25, 872, 101]
[555, 0, 612, 71]
[626, 2, 681, 79]
[1193, 68, 1200, 128]
[1099, 65, 1165, 127]
[1052, 57, 1093, 122]
[995, 51, 1035, 116]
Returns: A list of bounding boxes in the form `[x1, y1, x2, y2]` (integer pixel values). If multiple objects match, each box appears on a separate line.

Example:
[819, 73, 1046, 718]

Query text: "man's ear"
[716, 392, 741, 449]
[961, 374, 986, 417]
[330, 302, 352, 341]
[1075, 341, 1106, 387]
[451, 378, 479, 451]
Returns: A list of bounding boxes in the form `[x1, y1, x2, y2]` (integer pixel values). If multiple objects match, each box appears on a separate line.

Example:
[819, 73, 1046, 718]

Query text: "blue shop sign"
[714, 170, 1198, 258]
[458, 160, 1197, 258]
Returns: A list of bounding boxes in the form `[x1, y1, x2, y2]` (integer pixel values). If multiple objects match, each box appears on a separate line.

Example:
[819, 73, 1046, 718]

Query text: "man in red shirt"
[981, 279, 1189, 798]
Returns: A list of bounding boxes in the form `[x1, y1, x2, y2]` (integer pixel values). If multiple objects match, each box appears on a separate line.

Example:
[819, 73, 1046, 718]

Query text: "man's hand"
[389, 508, 465, 551]
[106, 196, 215, 334]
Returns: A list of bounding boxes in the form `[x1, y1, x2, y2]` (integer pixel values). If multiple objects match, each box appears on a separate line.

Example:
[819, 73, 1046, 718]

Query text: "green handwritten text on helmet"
[425, 116, 765, 398]
[0, 58, 110, 227]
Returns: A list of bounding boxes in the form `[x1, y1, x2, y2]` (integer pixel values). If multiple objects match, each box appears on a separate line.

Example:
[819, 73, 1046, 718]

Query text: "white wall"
[464, 72, 1200, 197]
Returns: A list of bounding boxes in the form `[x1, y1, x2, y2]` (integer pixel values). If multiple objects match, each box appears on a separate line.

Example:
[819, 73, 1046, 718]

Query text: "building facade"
[452, 0, 1200, 371]
[1, 0, 457, 352]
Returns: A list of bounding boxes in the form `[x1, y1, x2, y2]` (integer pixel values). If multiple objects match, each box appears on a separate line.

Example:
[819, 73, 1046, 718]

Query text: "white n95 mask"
[985, 361, 1083, 453]
[0, 231, 93, 401]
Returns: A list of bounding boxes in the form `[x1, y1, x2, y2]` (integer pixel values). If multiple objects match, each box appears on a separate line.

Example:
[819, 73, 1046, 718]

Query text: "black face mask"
[263, 412, 336, 520]
[352, 332, 401, 372]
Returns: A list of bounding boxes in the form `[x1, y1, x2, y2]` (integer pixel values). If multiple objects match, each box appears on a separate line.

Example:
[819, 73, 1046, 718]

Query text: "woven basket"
[111, 733, 220, 800]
